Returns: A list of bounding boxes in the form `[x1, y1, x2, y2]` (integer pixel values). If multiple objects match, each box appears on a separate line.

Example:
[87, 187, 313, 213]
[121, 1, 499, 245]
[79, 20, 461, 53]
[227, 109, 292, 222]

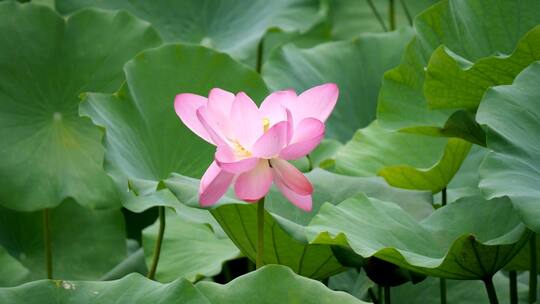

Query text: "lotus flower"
[174, 83, 338, 211]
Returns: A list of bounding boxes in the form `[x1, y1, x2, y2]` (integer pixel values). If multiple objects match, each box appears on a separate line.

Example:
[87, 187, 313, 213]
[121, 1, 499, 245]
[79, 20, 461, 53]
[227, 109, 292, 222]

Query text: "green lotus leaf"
[0, 201, 126, 281]
[142, 210, 240, 282]
[263, 28, 414, 141]
[505, 234, 540, 272]
[0, 246, 29, 287]
[307, 194, 529, 279]
[425, 26, 540, 110]
[328, 0, 439, 38]
[377, 0, 540, 137]
[197, 265, 367, 303]
[56, 0, 323, 64]
[392, 273, 527, 304]
[100, 240, 147, 280]
[0, 265, 367, 303]
[310, 139, 343, 170]
[336, 121, 471, 193]
[0, 273, 208, 304]
[165, 169, 433, 279]
[0, 2, 161, 211]
[477, 62, 540, 233]
[80, 43, 268, 212]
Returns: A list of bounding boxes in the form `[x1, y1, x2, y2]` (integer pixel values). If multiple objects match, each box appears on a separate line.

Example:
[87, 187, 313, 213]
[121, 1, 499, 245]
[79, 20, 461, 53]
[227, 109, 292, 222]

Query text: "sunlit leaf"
[477, 62, 540, 233]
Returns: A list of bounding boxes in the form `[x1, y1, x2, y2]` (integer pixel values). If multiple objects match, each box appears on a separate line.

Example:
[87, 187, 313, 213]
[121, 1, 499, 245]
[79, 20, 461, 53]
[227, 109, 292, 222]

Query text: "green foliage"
[0, 2, 161, 211]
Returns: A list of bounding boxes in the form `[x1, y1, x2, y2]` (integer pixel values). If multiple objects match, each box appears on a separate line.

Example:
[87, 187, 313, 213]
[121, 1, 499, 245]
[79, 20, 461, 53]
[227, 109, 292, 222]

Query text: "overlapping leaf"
[307, 194, 529, 279]
[0, 265, 367, 303]
[56, 0, 323, 64]
[336, 121, 471, 193]
[263, 28, 414, 141]
[0, 201, 126, 281]
[165, 169, 433, 279]
[142, 211, 240, 282]
[477, 62, 540, 233]
[0, 2, 161, 211]
[377, 0, 540, 139]
[81, 44, 268, 212]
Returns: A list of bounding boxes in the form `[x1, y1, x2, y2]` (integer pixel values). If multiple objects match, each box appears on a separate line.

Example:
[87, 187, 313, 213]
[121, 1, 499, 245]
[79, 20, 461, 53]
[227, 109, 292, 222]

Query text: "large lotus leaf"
[307, 194, 530, 279]
[80, 43, 268, 212]
[442, 144, 486, 202]
[55, 0, 323, 64]
[0, 2, 161, 211]
[165, 169, 432, 279]
[327, 0, 438, 38]
[0, 265, 367, 303]
[0, 246, 29, 287]
[335, 121, 471, 193]
[0, 201, 126, 281]
[425, 25, 540, 110]
[505, 234, 540, 272]
[0, 273, 209, 304]
[392, 273, 527, 304]
[263, 28, 414, 141]
[142, 210, 240, 282]
[377, 0, 540, 136]
[477, 62, 540, 233]
[197, 265, 367, 303]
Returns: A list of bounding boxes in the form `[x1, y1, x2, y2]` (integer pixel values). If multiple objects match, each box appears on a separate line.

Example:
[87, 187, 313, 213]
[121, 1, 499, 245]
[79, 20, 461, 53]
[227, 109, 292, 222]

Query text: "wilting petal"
[199, 161, 234, 206]
[274, 175, 312, 212]
[231, 92, 263, 149]
[215, 145, 258, 174]
[279, 118, 325, 160]
[207, 88, 235, 139]
[270, 158, 313, 195]
[174, 93, 213, 144]
[292, 83, 338, 123]
[252, 121, 288, 158]
[259, 90, 295, 126]
[234, 160, 273, 202]
[197, 107, 228, 147]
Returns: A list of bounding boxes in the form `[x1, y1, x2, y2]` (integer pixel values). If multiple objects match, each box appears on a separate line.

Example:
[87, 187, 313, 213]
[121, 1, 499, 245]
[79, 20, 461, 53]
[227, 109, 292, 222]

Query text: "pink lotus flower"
[174, 83, 338, 211]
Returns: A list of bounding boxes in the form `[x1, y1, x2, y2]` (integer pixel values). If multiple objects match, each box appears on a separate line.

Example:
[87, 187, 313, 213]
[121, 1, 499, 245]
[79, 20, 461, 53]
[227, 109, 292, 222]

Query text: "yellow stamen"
[262, 117, 270, 132]
[233, 140, 252, 157]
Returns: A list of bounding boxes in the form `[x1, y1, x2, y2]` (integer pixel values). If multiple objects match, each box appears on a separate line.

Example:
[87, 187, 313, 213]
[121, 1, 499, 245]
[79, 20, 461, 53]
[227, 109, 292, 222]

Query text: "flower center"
[262, 117, 270, 133]
[233, 140, 252, 157]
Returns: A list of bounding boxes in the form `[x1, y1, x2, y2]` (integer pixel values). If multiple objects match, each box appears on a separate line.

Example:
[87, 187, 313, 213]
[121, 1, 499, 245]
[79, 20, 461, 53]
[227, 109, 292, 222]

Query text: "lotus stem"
[530, 234, 537, 303]
[509, 270, 518, 304]
[384, 286, 391, 304]
[399, 0, 412, 25]
[42, 208, 53, 279]
[256, 197, 265, 269]
[440, 278, 447, 304]
[366, 0, 388, 32]
[442, 187, 447, 206]
[147, 206, 166, 280]
[483, 276, 500, 304]
[388, 0, 396, 31]
[256, 38, 264, 74]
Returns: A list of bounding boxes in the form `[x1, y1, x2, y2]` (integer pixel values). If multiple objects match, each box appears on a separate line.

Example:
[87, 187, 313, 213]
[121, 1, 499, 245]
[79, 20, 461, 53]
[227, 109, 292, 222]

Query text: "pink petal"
[279, 118, 325, 160]
[270, 158, 313, 195]
[259, 90, 295, 126]
[252, 121, 288, 158]
[234, 160, 273, 202]
[274, 174, 312, 212]
[196, 107, 228, 147]
[215, 145, 259, 174]
[231, 92, 263, 149]
[292, 83, 339, 123]
[199, 161, 234, 206]
[174, 93, 213, 144]
[207, 88, 235, 140]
